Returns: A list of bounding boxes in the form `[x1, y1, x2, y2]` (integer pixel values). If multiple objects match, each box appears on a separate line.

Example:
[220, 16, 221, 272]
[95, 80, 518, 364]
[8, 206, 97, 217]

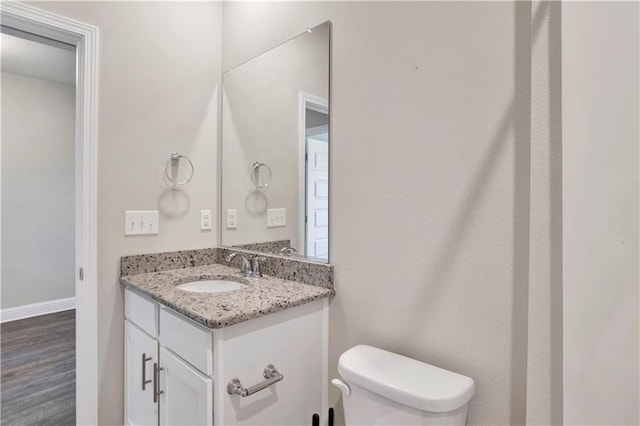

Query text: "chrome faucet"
[225, 252, 251, 275]
[279, 246, 297, 256]
[225, 252, 266, 278]
[250, 255, 266, 277]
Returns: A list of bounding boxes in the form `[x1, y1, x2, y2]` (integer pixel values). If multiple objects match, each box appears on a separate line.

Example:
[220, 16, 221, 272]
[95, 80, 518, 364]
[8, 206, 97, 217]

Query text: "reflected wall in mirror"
[221, 22, 330, 262]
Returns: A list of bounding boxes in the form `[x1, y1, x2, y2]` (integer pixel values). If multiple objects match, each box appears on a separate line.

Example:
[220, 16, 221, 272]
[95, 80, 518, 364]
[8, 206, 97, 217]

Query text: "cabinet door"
[159, 347, 213, 426]
[125, 320, 159, 426]
[219, 300, 325, 425]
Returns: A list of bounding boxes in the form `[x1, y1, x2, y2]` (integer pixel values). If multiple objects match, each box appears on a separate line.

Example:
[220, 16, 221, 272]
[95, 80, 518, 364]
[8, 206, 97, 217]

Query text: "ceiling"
[1, 32, 76, 85]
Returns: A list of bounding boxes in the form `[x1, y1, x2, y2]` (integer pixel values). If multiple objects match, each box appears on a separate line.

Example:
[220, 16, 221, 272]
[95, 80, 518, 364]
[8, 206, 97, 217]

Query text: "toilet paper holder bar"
[227, 364, 284, 397]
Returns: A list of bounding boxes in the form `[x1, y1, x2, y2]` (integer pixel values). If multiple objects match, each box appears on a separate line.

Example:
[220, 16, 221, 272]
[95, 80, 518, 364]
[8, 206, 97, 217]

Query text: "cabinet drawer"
[159, 307, 212, 375]
[125, 288, 158, 338]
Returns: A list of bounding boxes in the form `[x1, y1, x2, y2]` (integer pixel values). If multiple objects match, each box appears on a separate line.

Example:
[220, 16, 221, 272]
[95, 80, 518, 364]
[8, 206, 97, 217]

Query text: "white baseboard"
[1, 297, 75, 323]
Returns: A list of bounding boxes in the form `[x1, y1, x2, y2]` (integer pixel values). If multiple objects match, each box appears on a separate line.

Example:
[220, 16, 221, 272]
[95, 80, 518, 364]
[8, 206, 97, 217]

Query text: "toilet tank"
[335, 345, 475, 426]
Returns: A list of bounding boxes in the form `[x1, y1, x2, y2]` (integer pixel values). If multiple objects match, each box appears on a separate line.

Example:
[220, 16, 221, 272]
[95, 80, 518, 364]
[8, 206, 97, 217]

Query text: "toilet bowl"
[332, 345, 475, 425]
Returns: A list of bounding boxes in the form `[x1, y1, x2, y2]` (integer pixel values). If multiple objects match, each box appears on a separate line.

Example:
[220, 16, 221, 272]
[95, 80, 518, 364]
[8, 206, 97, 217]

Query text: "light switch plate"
[226, 209, 237, 229]
[125, 210, 159, 235]
[200, 210, 212, 230]
[267, 208, 286, 228]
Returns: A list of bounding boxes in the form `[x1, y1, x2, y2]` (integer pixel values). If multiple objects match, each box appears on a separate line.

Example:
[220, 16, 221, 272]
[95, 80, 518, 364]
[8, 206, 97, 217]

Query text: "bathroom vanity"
[122, 19, 333, 426]
[121, 251, 333, 426]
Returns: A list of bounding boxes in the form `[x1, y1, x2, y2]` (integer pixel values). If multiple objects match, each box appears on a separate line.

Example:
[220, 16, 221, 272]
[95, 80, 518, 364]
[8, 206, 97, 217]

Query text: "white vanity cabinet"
[159, 347, 213, 426]
[124, 321, 158, 426]
[124, 288, 160, 426]
[124, 288, 329, 426]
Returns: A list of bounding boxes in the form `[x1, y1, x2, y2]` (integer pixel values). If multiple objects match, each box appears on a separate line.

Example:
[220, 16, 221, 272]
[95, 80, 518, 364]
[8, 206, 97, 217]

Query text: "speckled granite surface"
[121, 247, 334, 289]
[121, 263, 333, 329]
[217, 247, 334, 289]
[121, 248, 219, 276]
[232, 240, 291, 254]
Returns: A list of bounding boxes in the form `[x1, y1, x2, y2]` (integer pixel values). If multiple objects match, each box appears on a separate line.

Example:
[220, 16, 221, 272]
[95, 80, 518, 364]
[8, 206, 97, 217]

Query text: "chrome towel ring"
[251, 161, 272, 189]
[165, 152, 194, 187]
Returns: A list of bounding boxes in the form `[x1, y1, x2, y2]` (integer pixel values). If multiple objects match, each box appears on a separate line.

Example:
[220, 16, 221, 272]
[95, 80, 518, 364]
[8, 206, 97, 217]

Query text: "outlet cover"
[226, 209, 237, 230]
[201, 210, 212, 230]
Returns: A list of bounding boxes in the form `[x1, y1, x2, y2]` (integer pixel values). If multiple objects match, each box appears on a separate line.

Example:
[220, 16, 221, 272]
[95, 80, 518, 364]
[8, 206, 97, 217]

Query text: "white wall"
[223, 2, 557, 424]
[562, 2, 639, 424]
[27, 2, 222, 424]
[1, 72, 76, 309]
[221, 24, 329, 250]
[1, 33, 75, 84]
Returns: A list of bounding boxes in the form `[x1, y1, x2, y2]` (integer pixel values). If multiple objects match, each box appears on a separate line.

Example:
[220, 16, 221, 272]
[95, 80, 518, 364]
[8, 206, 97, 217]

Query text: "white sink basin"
[176, 279, 247, 293]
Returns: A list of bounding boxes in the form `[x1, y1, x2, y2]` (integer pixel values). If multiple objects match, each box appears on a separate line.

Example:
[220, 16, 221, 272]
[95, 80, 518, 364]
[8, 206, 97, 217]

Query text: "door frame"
[297, 92, 328, 256]
[0, 2, 99, 424]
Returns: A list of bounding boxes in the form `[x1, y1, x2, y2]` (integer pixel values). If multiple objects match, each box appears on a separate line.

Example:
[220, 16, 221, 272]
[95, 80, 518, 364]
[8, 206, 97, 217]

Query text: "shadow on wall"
[152, 85, 220, 220]
[337, 3, 561, 425]
[543, 2, 563, 424]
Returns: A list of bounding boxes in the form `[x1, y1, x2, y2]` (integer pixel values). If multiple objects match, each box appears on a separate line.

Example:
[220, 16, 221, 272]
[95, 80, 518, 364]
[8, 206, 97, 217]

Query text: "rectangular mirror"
[220, 22, 330, 262]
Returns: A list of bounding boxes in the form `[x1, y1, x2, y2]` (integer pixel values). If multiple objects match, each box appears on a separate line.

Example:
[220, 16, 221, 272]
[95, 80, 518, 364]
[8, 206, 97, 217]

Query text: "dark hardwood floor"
[1, 310, 75, 425]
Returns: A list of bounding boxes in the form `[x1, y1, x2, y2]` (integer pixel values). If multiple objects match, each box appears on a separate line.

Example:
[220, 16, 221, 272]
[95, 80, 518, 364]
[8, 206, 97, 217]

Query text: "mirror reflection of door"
[304, 107, 329, 261]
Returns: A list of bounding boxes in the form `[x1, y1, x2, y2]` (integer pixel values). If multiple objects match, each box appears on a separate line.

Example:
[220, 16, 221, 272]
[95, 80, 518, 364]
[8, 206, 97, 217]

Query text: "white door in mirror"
[306, 136, 329, 259]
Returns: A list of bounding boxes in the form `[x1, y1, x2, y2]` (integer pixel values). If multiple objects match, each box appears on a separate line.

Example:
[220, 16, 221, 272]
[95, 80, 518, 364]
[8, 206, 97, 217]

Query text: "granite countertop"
[120, 263, 334, 329]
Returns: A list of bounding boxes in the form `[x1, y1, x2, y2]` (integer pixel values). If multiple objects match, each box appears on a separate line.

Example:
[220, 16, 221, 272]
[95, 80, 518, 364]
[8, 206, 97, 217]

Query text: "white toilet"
[332, 345, 475, 425]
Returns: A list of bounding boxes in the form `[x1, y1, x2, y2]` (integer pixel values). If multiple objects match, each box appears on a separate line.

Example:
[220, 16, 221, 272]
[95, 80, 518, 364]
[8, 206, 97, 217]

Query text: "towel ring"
[165, 152, 194, 187]
[251, 161, 272, 189]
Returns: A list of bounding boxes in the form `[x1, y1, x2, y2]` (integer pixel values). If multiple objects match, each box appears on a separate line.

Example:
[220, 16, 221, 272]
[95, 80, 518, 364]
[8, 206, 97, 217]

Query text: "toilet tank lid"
[337, 345, 475, 413]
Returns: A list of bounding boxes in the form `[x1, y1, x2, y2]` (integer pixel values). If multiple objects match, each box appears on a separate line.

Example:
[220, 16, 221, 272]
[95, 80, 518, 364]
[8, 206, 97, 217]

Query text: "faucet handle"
[279, 246, 297, 256]
[250, 255, 266, 277]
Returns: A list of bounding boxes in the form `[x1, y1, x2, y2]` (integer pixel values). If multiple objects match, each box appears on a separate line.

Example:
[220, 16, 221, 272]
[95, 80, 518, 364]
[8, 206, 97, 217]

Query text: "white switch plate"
[200, 210, 212, 230]
[226, 209, 237, 229]
[267, 208, 286, 228]
[125, 210, 159, 235]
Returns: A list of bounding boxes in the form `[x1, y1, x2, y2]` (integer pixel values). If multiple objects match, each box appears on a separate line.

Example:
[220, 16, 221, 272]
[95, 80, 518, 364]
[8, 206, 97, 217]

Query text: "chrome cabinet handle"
[153, 362, 164, 403]
[141, 353, 152, 390]
[227, 364, 283, 397]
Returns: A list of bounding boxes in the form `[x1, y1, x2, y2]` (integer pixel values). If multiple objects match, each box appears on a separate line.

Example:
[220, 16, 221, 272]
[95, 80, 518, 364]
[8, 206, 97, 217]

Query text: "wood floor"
[1, 310, 75, 425]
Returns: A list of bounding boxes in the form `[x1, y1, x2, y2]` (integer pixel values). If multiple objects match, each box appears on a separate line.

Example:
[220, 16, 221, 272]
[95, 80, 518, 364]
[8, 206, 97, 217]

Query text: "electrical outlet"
[201, 210, 212, 230]
[124, 211, 159, 235]
[226, 209, 237, 229]
[267, 208, 286, 228]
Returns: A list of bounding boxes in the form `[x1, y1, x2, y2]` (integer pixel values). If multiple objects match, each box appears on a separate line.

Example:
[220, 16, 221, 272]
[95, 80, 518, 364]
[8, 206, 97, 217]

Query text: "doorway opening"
[0, 2, 98, 424]
[0, 26, 77, 424]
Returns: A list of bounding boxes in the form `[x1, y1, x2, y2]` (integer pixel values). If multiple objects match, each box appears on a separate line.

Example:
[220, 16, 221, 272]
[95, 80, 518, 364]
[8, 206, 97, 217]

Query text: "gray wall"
[223, 2, 560, 424]
[1, 72, 76, 309]
[562, 2, 639, 424]
[306, 109, 328, 129]
[29, 2, 222, 424]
